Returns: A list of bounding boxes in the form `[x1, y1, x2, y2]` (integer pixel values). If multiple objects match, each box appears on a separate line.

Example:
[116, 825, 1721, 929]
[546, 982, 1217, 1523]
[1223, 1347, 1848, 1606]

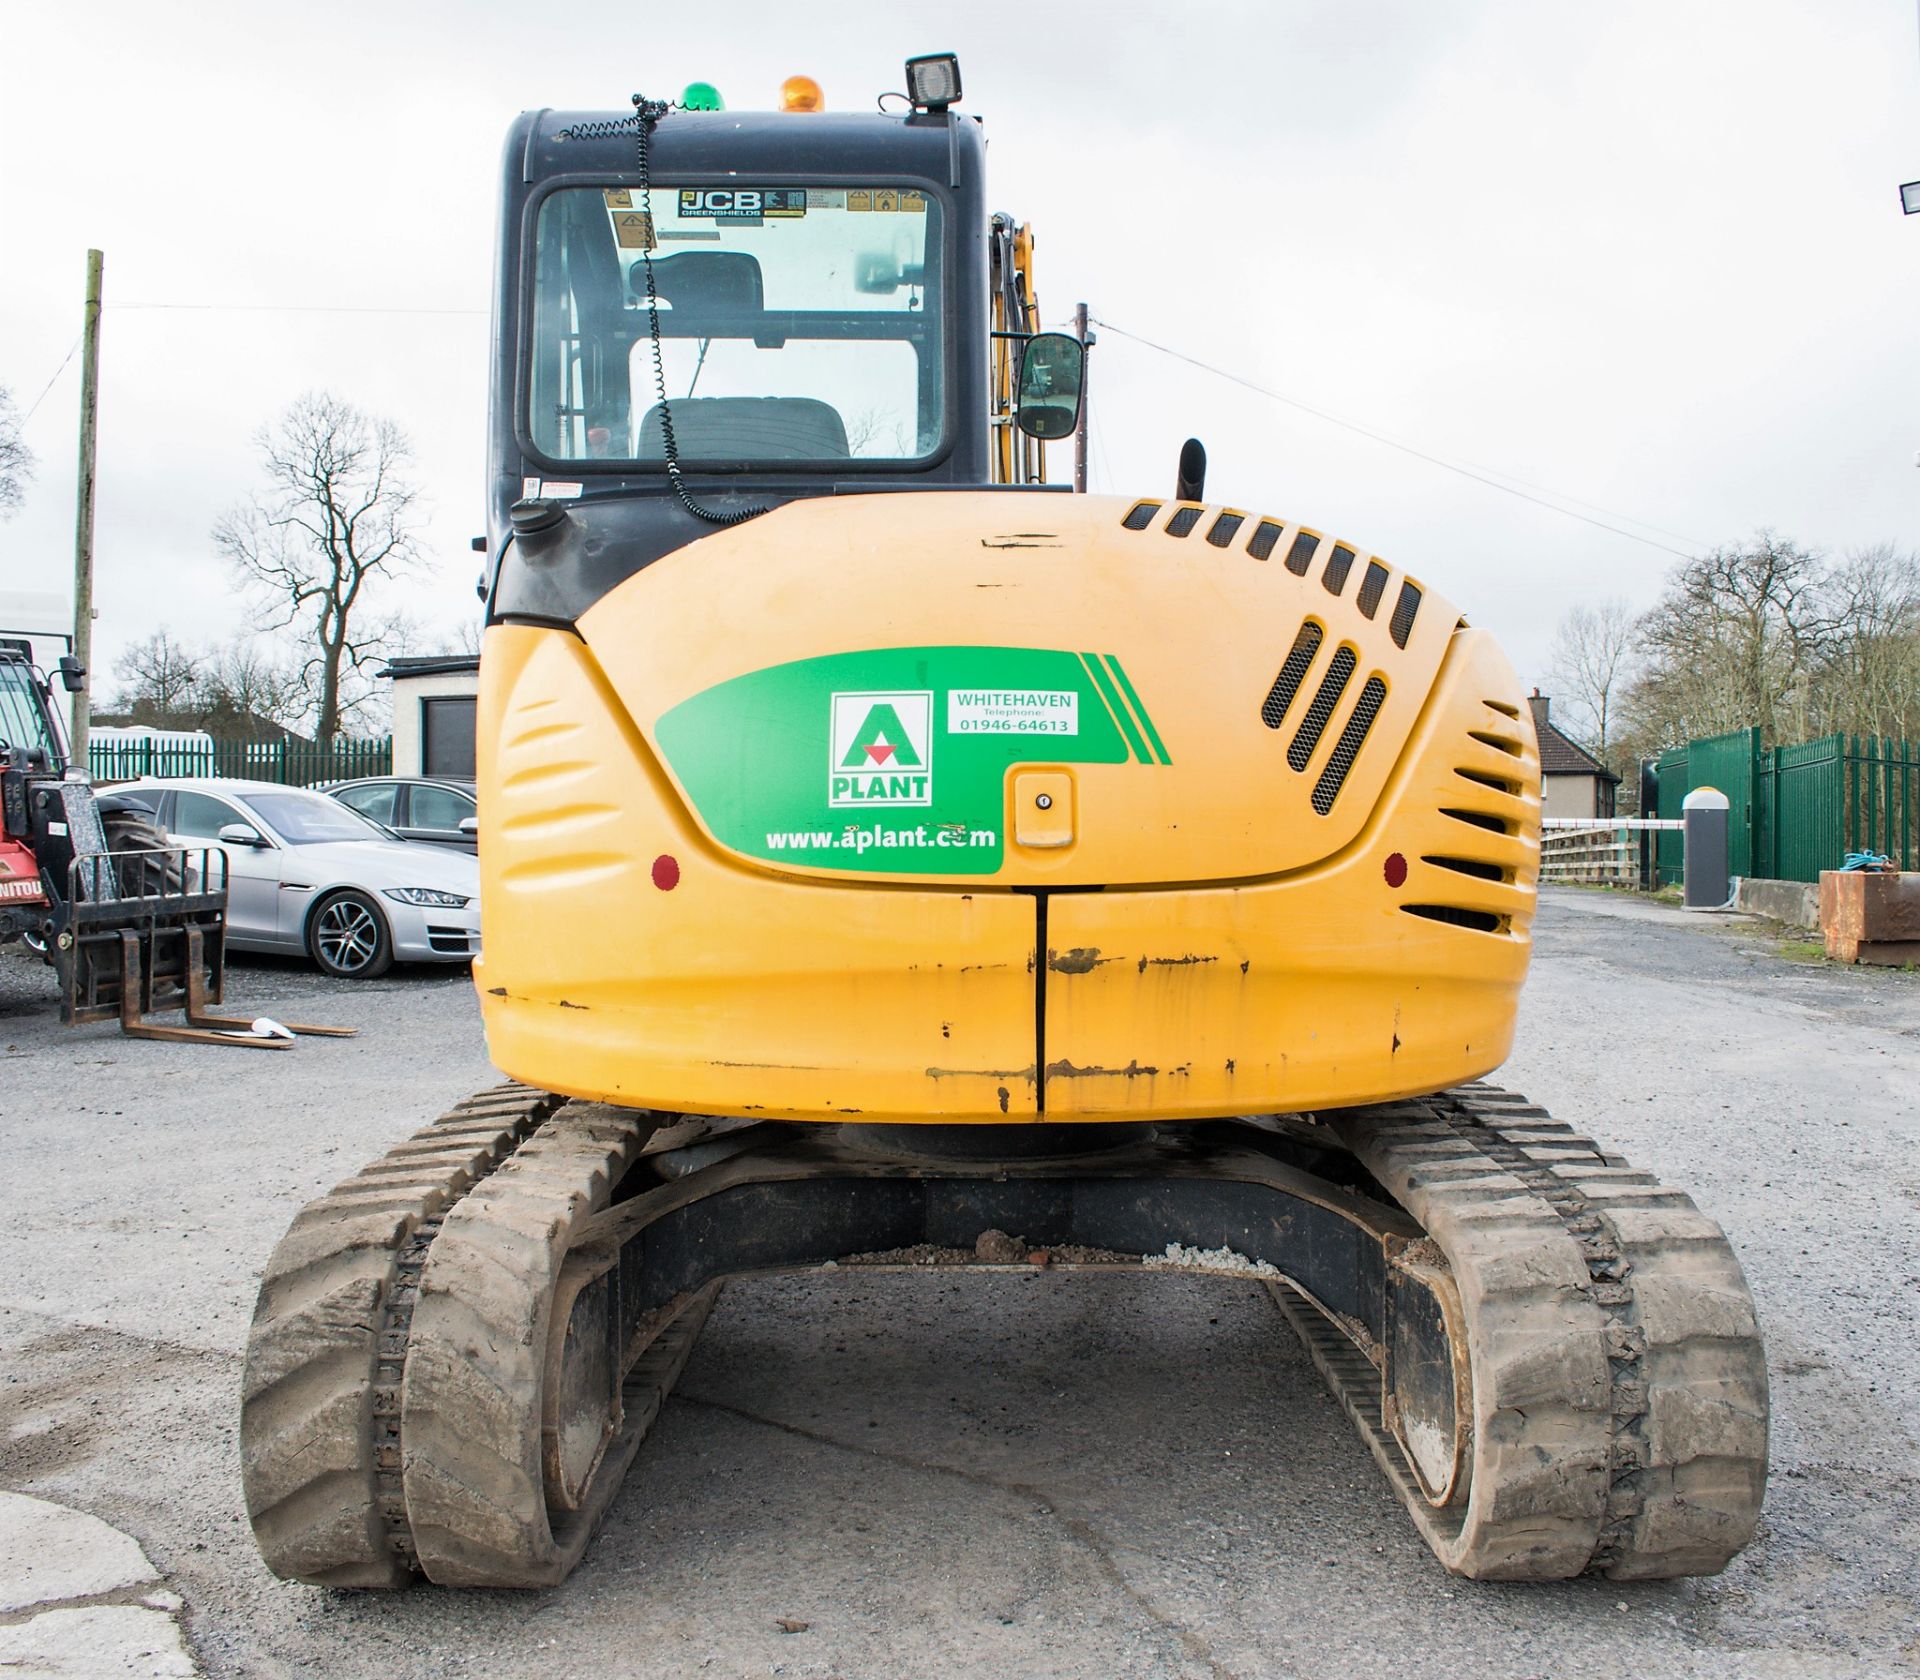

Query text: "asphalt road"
[1, 896, 1916, 1680]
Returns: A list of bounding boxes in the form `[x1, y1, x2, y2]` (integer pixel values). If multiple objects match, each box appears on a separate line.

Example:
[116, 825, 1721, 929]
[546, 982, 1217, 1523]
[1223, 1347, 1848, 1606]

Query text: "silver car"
[128, 778, 481, 979]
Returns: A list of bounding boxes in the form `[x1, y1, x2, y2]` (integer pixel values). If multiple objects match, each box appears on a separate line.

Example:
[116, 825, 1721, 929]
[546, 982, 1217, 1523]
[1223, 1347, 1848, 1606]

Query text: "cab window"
[529, 184, 944, 467]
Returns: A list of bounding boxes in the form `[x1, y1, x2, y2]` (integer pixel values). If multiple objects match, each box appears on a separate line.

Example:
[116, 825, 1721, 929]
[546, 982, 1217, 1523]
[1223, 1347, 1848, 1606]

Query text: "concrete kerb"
[1734, 876, 1821, 931]
[0, 1491, 198, 1677]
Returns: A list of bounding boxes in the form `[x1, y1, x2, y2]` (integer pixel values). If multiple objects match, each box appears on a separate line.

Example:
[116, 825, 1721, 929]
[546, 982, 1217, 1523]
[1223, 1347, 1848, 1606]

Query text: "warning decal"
[612, 213, 655, 249]
[845, 188, 926, 213]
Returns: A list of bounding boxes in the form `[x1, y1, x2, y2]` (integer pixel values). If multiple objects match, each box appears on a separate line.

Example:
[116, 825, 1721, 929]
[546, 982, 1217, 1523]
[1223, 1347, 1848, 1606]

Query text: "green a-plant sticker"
[655, 645, 1168, 875]
[830, 691, 932, 806]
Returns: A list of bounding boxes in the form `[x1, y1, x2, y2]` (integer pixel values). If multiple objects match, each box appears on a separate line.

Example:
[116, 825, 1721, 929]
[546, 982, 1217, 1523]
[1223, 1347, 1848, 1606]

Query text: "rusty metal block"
[1819, 870, 1920, 963]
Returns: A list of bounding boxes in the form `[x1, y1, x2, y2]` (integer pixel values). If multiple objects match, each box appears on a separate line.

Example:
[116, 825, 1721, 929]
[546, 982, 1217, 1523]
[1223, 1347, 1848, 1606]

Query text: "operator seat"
[637, 396, 850, 460]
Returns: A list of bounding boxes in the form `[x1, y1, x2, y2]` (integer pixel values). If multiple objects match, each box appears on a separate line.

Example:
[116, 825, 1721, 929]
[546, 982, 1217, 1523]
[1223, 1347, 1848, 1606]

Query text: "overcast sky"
[3, 0, 1916, 708]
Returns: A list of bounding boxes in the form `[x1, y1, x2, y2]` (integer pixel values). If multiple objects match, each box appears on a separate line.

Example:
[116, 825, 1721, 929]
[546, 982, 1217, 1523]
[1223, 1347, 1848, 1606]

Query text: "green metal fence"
[1652, 729, 1920, 884]
[1840, 734, 1920, 870]
[89, 735, 393, 787]
[1652, 744, 1688, 884]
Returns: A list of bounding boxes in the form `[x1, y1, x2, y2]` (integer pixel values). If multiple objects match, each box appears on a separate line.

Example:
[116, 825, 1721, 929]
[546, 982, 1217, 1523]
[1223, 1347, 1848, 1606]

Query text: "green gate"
[1652, 729, 1918, 884]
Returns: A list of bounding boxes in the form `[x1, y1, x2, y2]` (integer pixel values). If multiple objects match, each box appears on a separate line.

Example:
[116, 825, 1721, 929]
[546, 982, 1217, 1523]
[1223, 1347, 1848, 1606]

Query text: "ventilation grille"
[1422, 855, 1508, 883]
[1357, 561, 1389, 618]
[1422, 706, 1536, 908]
[1311, 675, 1386, 814]
[1455, 767, 1518, 795]
[1322, 545, 1356, 596]
[1441, 807, 1512, 836]
[1390, 582, 1422, 647]
[1113, 505, 1427, 654]
[1402, 903, 1508, 935]
[1288, 646, 1357, 772]
[1467, 727, 1525, 759]
[1261, 622, 1324, 730]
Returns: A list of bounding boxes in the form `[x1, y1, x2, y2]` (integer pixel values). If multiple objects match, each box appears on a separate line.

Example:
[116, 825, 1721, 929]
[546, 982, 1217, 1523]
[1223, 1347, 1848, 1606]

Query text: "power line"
[1090, 316, 1705, 560]
[111, 302, 485, 316]
[19, 335, 81, 424]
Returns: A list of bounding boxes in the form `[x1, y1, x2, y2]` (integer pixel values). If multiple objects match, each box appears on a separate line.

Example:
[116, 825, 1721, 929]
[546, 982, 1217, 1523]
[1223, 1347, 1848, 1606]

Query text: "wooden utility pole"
[71, 248, 103, 768]
[1073, 300, 1091, 494]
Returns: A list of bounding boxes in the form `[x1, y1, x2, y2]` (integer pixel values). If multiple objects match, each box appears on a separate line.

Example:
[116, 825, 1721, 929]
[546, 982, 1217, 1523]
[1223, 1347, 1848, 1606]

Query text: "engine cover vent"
[1289, 645, 1358, 772]
[1261, 622, 1325, 731]
[1311, 674, 1387, 814]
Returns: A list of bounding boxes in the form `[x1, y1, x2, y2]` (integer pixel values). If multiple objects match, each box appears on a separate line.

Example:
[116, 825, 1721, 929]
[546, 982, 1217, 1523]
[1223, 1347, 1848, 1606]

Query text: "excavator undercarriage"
[242, 1081, 1765, 1587]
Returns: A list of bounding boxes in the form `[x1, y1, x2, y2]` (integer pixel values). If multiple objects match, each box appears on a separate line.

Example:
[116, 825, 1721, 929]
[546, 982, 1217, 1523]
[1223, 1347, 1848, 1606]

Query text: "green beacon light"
[681, 81, 724, 111]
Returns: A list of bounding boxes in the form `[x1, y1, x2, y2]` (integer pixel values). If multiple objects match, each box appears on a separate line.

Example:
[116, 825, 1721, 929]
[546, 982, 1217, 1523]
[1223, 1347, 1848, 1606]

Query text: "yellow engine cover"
[475, 492, 1540, 1122]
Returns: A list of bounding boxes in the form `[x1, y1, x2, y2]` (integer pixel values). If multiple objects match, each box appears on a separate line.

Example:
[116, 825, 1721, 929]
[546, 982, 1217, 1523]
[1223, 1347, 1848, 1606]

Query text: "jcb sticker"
[678, 188, 806, 221]
[829, 691, 932, 807]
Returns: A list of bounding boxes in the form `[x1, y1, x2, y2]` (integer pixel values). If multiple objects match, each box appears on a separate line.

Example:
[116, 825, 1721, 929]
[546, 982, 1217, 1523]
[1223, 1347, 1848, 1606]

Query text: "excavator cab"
[243, 63, 1767, 1594]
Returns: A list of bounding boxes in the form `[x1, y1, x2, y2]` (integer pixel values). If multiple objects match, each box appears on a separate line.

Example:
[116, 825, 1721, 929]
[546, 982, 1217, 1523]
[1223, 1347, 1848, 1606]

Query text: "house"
[1527, 691, 1619, 821]
[384, 654, 480, 778]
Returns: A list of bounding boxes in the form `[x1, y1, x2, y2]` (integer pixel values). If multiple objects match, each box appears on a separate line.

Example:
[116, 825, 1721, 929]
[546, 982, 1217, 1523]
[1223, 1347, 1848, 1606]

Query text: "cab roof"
[513, 106, 982, 187]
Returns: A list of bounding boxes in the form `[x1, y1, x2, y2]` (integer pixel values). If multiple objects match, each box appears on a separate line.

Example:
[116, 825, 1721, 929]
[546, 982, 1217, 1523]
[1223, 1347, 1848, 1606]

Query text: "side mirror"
[458, 817, 479, 836]
[1014, 332, 1085, 441]
[217, 822, 269, 849]
[56, 655, 86, 693]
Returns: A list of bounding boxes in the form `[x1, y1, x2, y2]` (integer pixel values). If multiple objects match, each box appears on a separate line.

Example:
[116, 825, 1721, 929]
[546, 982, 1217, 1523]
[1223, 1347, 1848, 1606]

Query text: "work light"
[905, 54, 961, 112]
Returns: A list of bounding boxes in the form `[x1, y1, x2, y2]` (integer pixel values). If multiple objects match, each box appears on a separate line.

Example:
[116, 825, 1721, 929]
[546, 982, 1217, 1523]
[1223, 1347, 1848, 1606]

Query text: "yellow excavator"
[241, 58, 1767, 1588]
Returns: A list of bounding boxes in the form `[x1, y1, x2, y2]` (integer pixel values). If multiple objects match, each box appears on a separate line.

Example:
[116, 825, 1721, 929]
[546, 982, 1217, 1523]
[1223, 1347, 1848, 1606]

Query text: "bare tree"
[1816, 544, 1920, 739]
[200, 641, 305, 735]
[0, 385, 34, 518]
[214, 393, 422, 744]
[1545, 599, 1638, 760]
[1623, 533, 1839, 750]
[844, 406, 910, 456]
[107, 632, 305, 737]
[110, 630, 206, 720]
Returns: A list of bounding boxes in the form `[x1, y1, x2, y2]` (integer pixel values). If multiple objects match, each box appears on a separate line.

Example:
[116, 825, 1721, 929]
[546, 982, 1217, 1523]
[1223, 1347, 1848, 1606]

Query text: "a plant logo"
[829, 691, 933, 806]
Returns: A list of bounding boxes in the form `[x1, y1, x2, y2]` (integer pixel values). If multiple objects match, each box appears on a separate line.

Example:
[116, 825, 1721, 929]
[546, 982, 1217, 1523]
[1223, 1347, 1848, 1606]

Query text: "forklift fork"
[59, 844, 355, 1049]
[112, 926, 357, 1050]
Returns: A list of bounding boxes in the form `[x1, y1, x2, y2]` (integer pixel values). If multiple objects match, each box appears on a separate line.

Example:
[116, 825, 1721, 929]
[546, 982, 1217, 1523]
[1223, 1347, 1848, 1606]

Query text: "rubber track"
[400, 1103, 710, 1587]
[240, 1083, 563, 1586]
[1299, 1083, 1767, 1580]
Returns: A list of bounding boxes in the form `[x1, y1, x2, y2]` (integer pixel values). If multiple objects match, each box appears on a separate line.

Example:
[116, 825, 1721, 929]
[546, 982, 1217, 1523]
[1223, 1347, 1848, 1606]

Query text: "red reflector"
[651, 854, 680, 891]
[1383, 852, 1408, 889]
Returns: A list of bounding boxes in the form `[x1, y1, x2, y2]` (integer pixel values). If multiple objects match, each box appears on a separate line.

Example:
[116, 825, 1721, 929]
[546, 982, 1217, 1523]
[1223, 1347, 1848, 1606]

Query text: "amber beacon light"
[781, 75, 824, 112]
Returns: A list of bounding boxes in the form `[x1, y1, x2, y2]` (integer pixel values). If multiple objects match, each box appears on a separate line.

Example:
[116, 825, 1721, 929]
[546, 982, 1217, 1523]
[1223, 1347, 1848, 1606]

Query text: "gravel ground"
[1, 895, 1916, 1680]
